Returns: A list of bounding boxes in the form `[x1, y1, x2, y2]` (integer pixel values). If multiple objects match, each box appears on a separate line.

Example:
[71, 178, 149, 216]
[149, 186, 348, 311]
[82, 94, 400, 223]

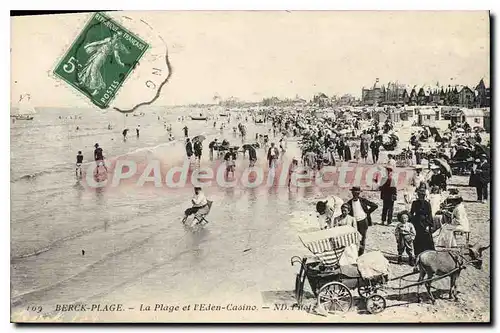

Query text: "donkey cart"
[291, 226, 489, 315]
[291, 226, 391, 314]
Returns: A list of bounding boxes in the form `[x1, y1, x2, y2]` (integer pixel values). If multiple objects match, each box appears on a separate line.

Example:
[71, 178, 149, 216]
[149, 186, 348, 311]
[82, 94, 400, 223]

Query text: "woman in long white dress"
[434, 194, 470, 248]
[78, 33, 130, 92]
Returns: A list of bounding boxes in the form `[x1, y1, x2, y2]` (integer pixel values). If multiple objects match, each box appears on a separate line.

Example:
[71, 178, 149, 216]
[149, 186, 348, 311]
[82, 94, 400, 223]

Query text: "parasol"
[432, 158, 452, 178]
[242, 144, 257, 155]
[192, 135, 206, 142]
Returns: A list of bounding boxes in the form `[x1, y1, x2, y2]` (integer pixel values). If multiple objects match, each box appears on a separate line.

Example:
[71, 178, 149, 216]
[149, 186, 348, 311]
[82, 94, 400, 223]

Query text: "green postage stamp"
[54, 12, 150, 108]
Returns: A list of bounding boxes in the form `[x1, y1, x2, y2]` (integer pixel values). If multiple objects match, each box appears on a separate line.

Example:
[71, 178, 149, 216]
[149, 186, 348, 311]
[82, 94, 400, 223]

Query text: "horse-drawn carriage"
[290, 225, 489, 315]
[291, 226, 391, 314]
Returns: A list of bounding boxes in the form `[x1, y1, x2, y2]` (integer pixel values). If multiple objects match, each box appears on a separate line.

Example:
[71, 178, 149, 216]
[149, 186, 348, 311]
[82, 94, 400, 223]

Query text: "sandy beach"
[10, 106, 490, 323]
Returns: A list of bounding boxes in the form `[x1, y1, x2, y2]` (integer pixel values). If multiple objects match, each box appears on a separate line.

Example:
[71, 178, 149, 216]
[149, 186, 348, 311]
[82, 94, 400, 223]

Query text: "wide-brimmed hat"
[414, 164, 423, 170]
[350, 186, 362, 192]
[430, 164, 440, 170]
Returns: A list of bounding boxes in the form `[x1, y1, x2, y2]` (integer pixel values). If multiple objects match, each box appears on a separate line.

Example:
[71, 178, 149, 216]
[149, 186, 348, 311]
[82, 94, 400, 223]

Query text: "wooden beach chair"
[193, 200, 213, 226]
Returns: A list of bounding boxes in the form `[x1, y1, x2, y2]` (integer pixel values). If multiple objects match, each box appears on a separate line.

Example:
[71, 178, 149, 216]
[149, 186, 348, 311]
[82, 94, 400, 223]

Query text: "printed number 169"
[27, 305, 43, 313]
[63, 57, 78, 73]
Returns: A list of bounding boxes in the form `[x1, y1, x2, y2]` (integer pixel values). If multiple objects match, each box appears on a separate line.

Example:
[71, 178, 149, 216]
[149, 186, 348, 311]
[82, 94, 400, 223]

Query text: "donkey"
[415, 243, 490, 304]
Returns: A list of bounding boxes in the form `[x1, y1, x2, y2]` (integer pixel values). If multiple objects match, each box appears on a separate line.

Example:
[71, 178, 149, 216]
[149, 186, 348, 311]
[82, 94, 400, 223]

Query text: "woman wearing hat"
[410, 187, 435, 256]
[434, 192, 470, 248]
[469, 158, 481, 186]
[428, 164, 447, 192]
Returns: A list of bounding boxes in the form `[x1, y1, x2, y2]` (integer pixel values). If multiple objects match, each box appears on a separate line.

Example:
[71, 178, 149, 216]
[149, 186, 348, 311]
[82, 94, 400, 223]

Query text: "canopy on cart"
[299, 226, 361, 267]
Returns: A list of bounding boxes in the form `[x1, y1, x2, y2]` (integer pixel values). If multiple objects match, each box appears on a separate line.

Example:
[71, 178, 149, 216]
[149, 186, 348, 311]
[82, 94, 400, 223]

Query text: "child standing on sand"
[394, 211, 416, 265]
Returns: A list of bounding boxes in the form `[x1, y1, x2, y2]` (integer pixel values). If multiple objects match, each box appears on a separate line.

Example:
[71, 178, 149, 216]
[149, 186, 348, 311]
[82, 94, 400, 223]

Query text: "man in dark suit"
[370, 138, 382, 164]
[346, 186, 379, 256]
[475, 154, 490, 203]
[379, 166, 397, 225]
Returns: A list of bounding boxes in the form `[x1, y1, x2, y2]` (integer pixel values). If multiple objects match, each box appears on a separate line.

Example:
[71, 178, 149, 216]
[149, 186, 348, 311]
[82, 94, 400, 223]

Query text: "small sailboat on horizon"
[11, 94, 35, 120]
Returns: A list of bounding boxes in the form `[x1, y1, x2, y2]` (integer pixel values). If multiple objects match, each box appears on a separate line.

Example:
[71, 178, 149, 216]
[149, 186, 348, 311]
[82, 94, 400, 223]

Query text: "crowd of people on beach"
[69, 107, 490, 258]
[292, 107, 491, 266]
[314, 154, 489, 266]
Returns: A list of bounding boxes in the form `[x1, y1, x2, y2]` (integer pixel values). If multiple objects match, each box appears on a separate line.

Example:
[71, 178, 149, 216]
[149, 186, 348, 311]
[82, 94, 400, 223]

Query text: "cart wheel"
[358, 285, 374, 299]
[317, 282, 352, 314]
[366, 294, 386, 314]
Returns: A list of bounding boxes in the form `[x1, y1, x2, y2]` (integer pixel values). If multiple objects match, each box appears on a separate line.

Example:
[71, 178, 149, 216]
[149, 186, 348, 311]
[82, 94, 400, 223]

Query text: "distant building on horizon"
[361, 78, 490, 108]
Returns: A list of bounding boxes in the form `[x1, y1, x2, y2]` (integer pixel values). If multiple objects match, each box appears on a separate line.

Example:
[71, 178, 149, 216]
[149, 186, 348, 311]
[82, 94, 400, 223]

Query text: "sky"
[11, 11, 490, 107]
